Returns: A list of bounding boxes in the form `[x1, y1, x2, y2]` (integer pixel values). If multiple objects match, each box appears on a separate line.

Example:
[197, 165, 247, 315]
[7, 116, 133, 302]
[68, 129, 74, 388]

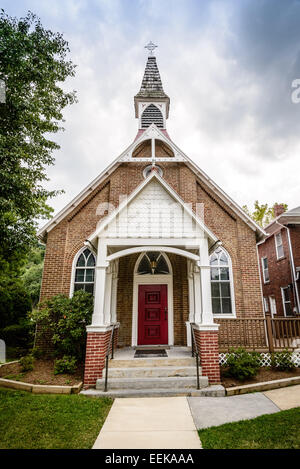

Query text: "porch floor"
[112, 346, 192, 360]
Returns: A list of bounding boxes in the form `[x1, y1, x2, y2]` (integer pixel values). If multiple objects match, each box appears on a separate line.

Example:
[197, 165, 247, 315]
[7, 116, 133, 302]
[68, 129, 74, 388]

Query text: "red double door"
[138, 284, 168, 345]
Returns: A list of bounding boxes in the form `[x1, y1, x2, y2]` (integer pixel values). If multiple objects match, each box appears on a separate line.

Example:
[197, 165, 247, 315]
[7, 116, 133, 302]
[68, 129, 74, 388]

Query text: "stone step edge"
[103, 365, 201, 376]
[108, 359, 195, 367]
[96, 376, 208, 390]
[226, 376, 300, 396]
[81, 385, 225, 398]
[97, 376, 207, 384]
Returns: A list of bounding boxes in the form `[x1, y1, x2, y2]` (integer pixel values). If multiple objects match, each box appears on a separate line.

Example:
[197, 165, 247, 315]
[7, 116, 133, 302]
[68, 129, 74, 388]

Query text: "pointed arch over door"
[132, 251, 173, 346]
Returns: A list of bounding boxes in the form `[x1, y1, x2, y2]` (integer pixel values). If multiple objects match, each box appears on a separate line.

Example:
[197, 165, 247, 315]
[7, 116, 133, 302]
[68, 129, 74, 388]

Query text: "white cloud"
[3, 0, 299, 221]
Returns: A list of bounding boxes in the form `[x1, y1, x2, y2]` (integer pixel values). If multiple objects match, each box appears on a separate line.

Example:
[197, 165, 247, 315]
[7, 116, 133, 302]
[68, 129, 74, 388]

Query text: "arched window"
[74, 248, 96, 294]
[210, 247, 234, 315]
[136, 252, 170, 275]
[141, 104, 164, 129]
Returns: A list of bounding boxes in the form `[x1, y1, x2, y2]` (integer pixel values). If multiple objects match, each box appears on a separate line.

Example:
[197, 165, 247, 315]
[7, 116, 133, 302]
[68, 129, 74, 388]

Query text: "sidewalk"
[93, 396, 202, 449]
[188, 384, 300, 429]
[92, 385, 300, 449]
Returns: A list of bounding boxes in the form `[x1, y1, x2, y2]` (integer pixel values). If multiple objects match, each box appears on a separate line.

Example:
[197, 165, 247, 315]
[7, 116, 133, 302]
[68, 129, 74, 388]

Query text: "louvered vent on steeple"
[134, 45, 170, 128]
[141, 104, 164, 129]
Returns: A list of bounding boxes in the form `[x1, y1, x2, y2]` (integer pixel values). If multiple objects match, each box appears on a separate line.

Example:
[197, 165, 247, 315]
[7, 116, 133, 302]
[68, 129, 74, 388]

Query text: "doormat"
[134, 349, 168, 358]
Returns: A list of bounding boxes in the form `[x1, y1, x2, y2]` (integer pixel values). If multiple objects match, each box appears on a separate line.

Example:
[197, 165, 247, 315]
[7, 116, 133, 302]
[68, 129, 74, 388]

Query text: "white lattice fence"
[219, 352, 300, 367]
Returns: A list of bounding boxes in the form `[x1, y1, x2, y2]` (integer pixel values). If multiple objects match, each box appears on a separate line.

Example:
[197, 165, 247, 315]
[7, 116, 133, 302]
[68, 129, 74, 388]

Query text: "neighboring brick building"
[38, 49, 266, 389]
[257, 205, 300, 318]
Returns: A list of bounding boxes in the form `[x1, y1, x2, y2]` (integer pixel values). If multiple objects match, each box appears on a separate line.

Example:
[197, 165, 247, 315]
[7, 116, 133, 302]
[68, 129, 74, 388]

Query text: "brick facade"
[258, 223, 300, 316]
[194, 328, 221, 384]
[39, 158, 264, 386]
[40, 161, 264, 320]
[83, 330, 112, 388]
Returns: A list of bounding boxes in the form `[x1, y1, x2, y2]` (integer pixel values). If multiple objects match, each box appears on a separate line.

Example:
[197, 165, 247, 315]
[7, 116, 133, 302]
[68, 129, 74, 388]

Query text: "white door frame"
[132, 274, 174, 347]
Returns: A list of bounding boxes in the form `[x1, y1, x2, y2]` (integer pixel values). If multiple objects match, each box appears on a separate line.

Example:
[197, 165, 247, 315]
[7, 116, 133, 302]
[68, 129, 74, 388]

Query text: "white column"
[103, 264, 113, 325]
[110, 260, 119, 323]
[186, 260, 195, 346]
[198, 237, 214, 325]
[89, 239, 109, 327]
[187, 260, 195, 323]
[193, 265, 202, 324]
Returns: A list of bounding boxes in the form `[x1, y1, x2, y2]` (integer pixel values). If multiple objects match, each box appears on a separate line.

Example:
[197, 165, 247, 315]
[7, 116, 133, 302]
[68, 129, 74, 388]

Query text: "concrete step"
[96, 375, 209, 391]
[81, 385, 225, 398]
[109, 357, 195, 368]
[103, 365, 199, 379]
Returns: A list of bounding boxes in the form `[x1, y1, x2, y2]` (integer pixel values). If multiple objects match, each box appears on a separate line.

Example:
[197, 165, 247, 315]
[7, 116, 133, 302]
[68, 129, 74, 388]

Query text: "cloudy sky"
[3, 0, 300, 222]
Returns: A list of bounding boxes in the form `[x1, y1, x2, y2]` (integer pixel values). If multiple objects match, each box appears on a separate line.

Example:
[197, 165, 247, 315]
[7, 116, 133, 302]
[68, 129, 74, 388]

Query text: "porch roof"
[86, 170, 219, 248]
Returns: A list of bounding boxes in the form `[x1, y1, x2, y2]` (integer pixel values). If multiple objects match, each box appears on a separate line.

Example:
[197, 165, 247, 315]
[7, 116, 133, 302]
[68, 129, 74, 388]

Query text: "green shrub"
[30, 290, 93, 361]
[19, 355, 35, 372]
[271, 350, 296, 371]
[54, 355, 77, 375]
[224, 348, 260, 381]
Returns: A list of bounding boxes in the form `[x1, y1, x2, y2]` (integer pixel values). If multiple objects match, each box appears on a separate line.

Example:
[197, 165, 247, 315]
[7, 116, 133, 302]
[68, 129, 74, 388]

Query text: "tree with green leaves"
[243, 201, 288, 228]
[21, 243, 45, 306]
[0, 10, 76, 262]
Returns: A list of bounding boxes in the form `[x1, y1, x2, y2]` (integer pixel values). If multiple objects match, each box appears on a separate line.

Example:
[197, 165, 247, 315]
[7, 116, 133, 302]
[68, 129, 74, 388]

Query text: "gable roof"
[86, 170, 219, 247]
[37, 123, 266, 241]
[264, 206, 300, 232]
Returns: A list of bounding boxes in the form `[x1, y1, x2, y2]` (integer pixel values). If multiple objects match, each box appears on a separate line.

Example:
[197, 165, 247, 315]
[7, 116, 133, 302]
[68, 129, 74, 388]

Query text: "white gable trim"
[38, 123, 266, 240]
[86, 171, 218, 244]
[141, 126, 266, 236]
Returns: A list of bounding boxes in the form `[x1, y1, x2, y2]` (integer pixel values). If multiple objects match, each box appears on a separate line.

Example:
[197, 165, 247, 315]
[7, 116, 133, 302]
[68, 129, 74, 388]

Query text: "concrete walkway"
[188, 385, 300, 429]
[93, 396, 202, 449]
[263, 384, 300, 410]
[188, 393, 280, 429]
[93, 385, 300, 448]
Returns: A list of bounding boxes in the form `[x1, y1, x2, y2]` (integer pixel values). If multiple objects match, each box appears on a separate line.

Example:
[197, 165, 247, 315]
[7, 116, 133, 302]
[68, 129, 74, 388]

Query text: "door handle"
[164, 307, 168, 320]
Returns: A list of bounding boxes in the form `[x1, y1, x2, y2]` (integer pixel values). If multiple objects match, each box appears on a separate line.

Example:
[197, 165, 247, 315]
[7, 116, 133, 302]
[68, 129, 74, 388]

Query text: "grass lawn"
[0, 387, 113, 449]
[199, 407, 300, 449]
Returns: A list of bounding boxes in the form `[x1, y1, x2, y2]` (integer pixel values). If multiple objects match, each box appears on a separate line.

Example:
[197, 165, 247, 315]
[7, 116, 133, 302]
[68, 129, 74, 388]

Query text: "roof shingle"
[135, 56, 169, 99]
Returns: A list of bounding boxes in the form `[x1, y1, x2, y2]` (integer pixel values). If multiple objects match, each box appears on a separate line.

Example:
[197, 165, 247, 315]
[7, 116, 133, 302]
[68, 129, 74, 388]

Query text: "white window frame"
[210, 247, 236, 318]
[275, 232, 284, 260]
[281, 287, 293, 317]
[269, 296, 277, 318]
[261, 257, 270, 283]
[263, 297, 269, 313]
[69, 246, 97, 297]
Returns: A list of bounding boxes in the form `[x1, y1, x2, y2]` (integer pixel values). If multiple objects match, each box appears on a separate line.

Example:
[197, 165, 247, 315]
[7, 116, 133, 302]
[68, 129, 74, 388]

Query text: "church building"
[38, 44, 266, 391]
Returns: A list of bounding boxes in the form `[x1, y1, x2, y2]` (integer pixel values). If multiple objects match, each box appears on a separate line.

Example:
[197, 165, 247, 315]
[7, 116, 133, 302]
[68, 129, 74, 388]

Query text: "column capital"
[196, 263, 210, 269]
[96, 262, 109, 269]
[87, 322, 120, 333]
[193, 323, 220, 331]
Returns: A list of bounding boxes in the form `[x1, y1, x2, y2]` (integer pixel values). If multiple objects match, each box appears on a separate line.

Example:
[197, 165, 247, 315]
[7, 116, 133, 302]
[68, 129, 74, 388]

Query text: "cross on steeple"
[144, 41, 158, 56]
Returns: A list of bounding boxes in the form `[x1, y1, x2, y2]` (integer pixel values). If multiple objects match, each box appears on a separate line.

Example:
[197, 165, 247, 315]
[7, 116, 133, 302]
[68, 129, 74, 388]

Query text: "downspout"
[256, 239, 266, 319]
[275, 221, 300, 314]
